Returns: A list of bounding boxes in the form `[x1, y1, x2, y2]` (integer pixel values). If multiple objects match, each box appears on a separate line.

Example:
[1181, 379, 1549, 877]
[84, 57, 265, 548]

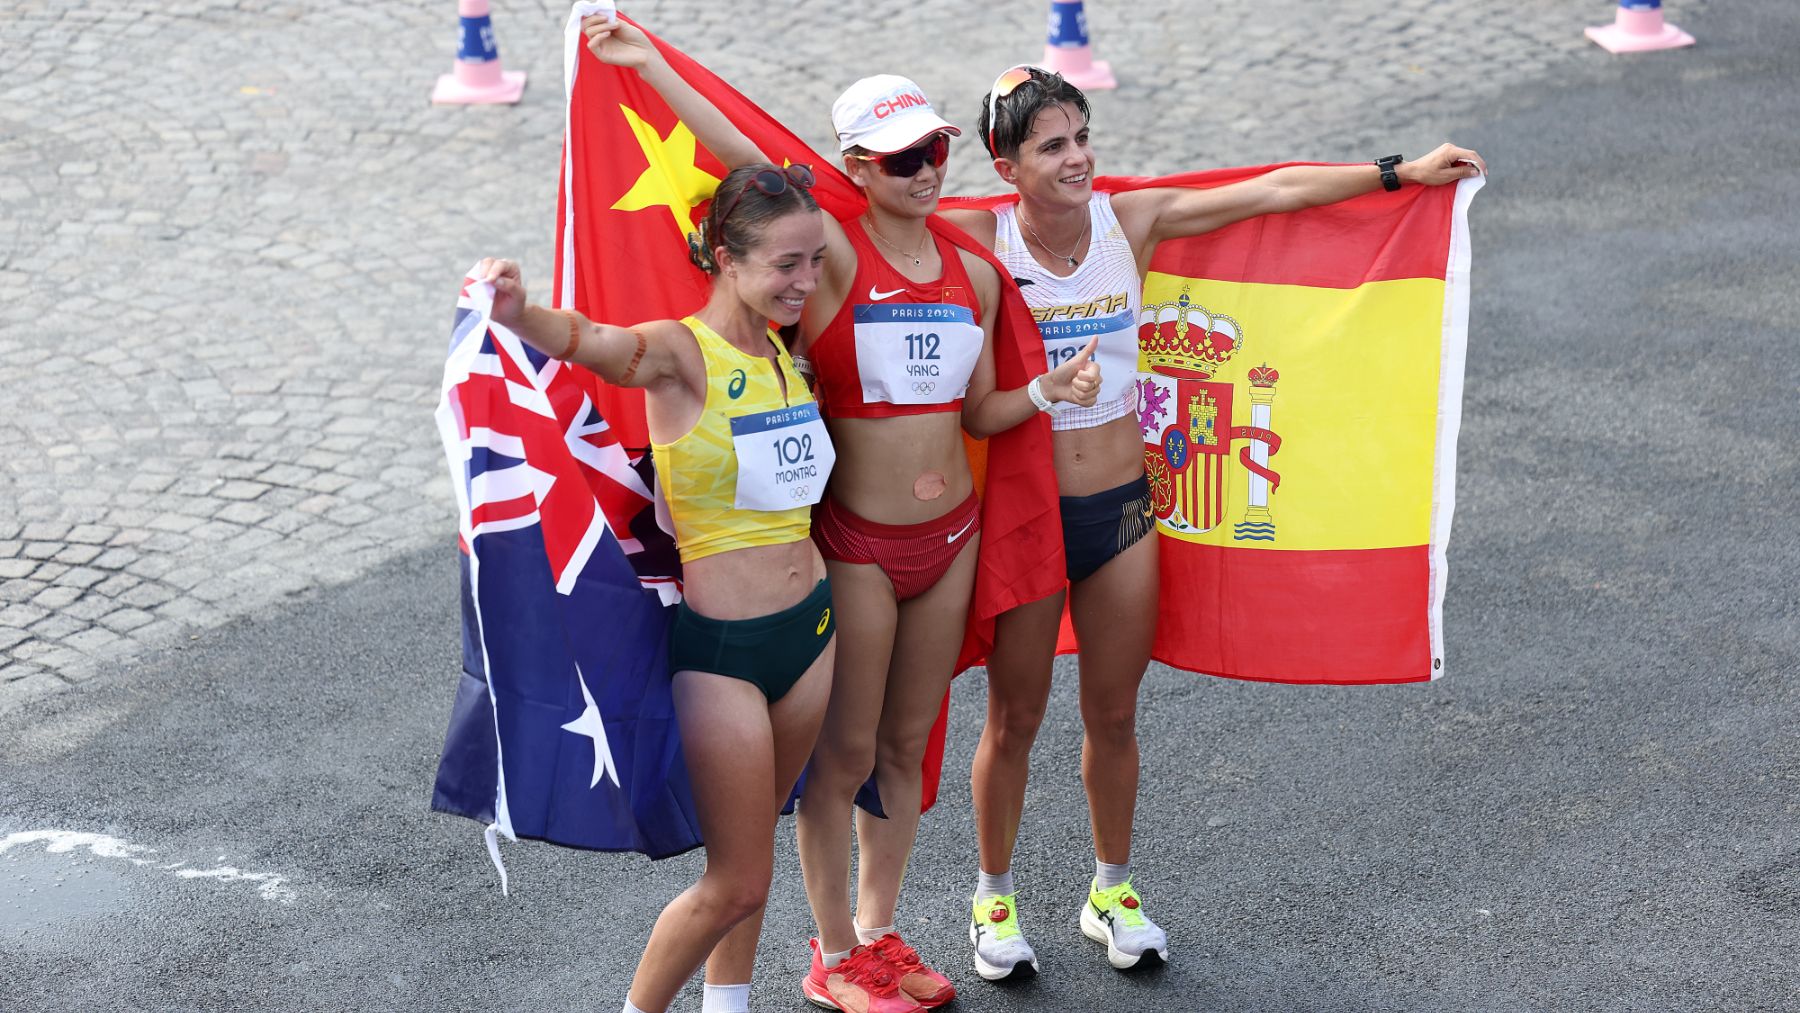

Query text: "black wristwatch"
[1376, 154, 1404, 192]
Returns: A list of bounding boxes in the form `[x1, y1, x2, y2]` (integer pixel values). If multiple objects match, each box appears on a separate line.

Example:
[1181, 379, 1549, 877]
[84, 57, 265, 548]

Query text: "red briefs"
[813, 491, 982, 601]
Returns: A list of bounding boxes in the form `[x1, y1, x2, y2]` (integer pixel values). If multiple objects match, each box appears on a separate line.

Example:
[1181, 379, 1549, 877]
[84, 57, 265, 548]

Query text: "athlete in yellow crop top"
[653, 314, 827, 564]
[473, 163, 840, 1013]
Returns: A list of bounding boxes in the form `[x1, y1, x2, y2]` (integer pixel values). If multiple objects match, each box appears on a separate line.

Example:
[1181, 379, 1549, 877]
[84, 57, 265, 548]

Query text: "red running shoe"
[867, 932, 956, 1008]
[802, 938, 925, 1013]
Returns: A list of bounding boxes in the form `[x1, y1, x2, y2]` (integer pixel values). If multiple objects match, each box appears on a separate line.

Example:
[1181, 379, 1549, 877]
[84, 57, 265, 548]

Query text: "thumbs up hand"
[1046, 336, 1102, 408]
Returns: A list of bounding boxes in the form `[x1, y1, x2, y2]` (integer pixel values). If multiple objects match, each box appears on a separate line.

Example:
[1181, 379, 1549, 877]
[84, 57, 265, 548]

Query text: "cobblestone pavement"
[0, 0, 1709, 709]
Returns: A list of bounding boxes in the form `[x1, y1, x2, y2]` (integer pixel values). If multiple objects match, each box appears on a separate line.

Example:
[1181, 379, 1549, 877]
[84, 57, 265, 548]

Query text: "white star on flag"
[559, 663, 620, 790]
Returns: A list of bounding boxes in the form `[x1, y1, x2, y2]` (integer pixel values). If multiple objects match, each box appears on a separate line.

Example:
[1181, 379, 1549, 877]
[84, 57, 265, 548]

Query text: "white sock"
[854, 920, 897, 946]
[823, 946, 853, 969]
[621, 1001, 651, 1013]
[1095, 858, 1131, 891]
[976, 868, 1015, 900]
[700, 983, 750, 1013]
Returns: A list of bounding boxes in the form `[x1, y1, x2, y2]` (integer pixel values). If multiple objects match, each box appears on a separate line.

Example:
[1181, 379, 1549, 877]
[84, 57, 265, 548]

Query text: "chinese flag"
[552, 17, 1064, 810]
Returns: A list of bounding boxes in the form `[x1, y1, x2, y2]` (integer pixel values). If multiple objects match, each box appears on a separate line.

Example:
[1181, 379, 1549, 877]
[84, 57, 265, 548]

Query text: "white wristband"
[1027, 375, 1054, 412]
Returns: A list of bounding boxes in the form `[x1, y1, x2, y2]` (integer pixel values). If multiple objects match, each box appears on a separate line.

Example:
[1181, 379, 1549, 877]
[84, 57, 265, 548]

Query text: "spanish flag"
[1142, 168, 1479, 684]
[956, 169, 1482, 685]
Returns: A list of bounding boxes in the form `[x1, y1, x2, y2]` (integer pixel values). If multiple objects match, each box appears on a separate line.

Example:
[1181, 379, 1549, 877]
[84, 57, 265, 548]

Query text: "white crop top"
[993, 192, 1141, 432]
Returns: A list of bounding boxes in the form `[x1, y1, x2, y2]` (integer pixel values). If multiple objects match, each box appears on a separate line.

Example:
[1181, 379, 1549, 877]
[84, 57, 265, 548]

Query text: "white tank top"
[993, 192, 1140, 431]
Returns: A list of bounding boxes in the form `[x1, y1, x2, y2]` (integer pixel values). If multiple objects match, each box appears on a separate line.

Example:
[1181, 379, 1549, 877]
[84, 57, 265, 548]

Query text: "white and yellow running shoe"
[969, 892, 1039, 981]
[1078, 878, 1169, 970]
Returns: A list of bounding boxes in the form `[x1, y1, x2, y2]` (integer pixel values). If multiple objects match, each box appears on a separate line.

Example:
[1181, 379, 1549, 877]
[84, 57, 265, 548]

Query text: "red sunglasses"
[715, 164, 816, 228]
[850, 133, 951, 178]
[985, 65, 1036, 152]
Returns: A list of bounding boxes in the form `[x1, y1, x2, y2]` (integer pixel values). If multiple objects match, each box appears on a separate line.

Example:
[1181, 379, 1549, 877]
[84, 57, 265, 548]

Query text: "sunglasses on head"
[985, 65, 1037, 151]
[850, 132, 951, 178]
[715, 163, 816, 228]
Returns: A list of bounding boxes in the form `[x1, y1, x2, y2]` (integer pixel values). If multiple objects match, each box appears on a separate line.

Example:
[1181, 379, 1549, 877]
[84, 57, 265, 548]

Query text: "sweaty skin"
[912, 470, 947, 501]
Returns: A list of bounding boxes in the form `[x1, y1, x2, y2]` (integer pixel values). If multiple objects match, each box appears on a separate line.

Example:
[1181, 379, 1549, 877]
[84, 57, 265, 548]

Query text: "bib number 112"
[904, 332, 941, 361]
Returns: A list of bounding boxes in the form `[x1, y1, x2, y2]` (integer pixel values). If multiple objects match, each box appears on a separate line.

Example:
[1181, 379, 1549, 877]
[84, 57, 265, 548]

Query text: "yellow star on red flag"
[611, 104, 723, 240]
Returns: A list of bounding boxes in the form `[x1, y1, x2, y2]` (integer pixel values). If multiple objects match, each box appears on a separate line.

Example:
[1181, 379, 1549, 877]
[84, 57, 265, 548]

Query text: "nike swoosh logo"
[868, 285, 905, 301]
[947, 516, 977, 544]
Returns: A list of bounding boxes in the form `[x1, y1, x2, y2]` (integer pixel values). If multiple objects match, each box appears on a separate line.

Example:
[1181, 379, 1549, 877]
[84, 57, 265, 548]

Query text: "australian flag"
[431, 268, 700, 866]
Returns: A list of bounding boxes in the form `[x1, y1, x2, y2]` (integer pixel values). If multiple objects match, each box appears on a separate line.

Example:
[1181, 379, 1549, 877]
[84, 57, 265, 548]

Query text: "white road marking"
[0, 829, 298, 904]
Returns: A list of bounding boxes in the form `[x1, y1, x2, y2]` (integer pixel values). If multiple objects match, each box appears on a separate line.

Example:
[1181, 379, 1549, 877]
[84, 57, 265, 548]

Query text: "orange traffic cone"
[432, 0, 527, 105]
[1042, 0, 1116, 91]
[1585, 0, 1695, 54]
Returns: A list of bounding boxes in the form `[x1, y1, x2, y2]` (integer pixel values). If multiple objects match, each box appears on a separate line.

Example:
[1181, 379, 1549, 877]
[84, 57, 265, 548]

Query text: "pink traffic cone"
[1585, 0, 1695, 54]
[1042, 0, 1116, 90]
[432, 0, 527, 105]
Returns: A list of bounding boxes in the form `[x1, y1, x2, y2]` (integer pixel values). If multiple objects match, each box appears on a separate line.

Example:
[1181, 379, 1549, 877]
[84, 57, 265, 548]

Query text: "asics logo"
[947, 516, 976, 544]
[816, 607, 831, 636]
[868, 285, 905, 301]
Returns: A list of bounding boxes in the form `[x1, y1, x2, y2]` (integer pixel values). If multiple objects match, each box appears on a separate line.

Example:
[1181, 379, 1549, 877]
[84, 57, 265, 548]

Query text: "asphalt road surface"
[4, 6, 1797, 1012]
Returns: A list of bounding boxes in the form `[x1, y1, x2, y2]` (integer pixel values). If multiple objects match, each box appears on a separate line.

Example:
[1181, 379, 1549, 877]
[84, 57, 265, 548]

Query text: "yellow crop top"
[651, 316, 830, 563]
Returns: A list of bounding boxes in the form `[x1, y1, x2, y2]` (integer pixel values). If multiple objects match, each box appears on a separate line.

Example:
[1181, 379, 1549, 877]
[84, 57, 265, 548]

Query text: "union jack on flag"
[431, 269, 701, 870]
[443, 277, 676, 592]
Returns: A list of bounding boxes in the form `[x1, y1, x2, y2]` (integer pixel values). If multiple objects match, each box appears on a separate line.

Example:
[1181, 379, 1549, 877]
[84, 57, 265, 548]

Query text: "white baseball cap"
[831, 75, 961, 154]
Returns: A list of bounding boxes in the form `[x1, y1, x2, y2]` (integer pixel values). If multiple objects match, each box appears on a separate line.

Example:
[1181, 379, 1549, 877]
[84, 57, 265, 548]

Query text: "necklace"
[1018, 206, 1088, 269]
[865, 216, 929, 268]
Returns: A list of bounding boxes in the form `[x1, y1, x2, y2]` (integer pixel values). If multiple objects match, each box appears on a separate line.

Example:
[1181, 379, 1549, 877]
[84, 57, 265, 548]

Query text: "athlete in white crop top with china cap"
[940, 65, 1485, 981]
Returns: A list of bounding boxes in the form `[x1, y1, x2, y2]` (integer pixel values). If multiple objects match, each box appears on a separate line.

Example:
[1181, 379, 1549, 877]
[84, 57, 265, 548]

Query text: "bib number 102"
[904, 332, 941, 361]
[773, 433, 815, 465]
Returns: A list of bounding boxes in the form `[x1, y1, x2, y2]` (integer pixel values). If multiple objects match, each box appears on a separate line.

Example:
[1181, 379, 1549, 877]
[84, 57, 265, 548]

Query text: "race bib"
[1041, 309, 1139, 405]
[729, 402, 836, 511]
[852, 303, 983, 406]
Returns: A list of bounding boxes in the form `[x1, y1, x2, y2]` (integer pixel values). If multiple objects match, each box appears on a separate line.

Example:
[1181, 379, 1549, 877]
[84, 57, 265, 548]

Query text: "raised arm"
[475, 257, 684, 390]
[583, 16, 766, 169]
[958, 252, 1100, 439]
[1116, 142, 1487, 250]
[583, 14, 856, 318]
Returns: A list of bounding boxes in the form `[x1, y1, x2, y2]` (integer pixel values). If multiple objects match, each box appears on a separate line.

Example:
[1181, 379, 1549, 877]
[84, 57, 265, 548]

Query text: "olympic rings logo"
[789, 487, 813, 502]
[911, 381, 937, 395]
